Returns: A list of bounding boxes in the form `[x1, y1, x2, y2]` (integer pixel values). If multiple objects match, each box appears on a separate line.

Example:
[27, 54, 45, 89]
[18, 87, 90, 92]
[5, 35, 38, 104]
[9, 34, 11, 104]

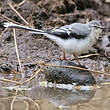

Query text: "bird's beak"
[99, 26, 106, 29]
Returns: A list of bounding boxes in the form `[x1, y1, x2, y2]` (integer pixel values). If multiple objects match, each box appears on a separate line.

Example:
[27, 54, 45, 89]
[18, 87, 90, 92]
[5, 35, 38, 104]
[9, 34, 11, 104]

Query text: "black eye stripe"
[91, 24, 102, 28]
[94, 25, 99, 27]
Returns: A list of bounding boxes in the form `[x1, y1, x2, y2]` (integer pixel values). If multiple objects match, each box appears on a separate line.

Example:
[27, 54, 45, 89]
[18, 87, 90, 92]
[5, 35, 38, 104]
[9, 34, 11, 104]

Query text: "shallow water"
[0, 84, 110, 110]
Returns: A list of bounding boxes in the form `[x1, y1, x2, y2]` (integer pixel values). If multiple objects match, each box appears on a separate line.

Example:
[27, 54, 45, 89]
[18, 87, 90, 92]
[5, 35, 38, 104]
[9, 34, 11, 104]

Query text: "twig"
[8, 3, 29, 25]
[0, 78, 20, 84]
[78, 53, 99, 59]
[0, 63, 44, 85]
[0, 27, 8, 37]
[13, 29, 24, 79]
[24, 61, 110, 77]
[11, 95, 17, 110]
[6, 66, 19, 74]
[21, 65, 44, 85]
[44, 63, 110, 77]
[28, 5, 35, 28]
[2, 64, 19, 74]
[0, 14, 20, 24]
[21, 60, 110, 77]
[0, 96, 15, 100]
[11, 87, 19, 110]
[15, 0, 27, 7]
[24, 96, 40, 110]
[23, 101, 29, 110]
[0, 27, 8, 44]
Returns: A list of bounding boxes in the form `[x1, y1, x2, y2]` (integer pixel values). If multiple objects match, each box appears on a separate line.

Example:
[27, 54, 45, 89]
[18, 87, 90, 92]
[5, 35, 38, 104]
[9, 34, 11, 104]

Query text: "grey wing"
[47, 23, 90, 39]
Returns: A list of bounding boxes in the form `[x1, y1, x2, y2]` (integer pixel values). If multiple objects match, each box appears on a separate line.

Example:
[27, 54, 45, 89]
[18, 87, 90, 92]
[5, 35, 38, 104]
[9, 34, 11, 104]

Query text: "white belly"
[59, 36, 96, 55]
[44, 32, 99, 56]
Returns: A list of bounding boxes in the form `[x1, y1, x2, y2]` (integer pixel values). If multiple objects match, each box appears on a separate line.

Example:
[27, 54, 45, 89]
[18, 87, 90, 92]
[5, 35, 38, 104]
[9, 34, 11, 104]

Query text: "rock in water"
[25, 60, 96, 108]
[27, 60, 96, 107]
[43, 60, 96, 86]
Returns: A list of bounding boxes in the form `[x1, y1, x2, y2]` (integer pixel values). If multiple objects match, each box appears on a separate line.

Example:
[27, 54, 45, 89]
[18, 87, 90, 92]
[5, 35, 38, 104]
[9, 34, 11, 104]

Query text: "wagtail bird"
[4, 20, 104, 65]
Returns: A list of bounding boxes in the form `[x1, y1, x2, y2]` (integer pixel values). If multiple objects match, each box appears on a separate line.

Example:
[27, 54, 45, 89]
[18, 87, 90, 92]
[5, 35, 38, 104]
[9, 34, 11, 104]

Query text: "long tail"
[4, 22, 62, 43]
[4, 22, 45, 34]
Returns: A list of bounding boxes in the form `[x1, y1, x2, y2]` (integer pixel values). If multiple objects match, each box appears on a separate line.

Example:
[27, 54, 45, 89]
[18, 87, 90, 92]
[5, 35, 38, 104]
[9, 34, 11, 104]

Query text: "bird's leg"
[60, 51, 66, 60]
[73, 53, 81, 65]
[63, 51, 66, 60]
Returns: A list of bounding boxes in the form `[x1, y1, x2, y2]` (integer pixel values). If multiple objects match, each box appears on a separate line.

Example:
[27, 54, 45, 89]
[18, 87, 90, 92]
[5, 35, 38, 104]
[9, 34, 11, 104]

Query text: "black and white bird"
[4, 20, 104, 65]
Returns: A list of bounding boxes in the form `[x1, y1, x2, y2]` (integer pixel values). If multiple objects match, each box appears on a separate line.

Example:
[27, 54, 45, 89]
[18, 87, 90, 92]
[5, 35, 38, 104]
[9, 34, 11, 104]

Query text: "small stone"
[43, 60, 96, 86]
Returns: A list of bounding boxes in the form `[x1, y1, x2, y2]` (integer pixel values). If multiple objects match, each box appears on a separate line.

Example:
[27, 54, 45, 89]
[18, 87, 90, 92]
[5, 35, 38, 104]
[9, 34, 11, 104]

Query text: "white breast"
[58, 36, 96, 55]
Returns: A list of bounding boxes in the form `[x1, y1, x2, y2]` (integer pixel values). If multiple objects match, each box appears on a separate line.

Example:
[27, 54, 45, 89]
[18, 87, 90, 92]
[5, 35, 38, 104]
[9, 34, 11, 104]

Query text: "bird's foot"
[59, 56, 67, 60]
[59, 51, 67, 60]
[72, 54, 82, 66]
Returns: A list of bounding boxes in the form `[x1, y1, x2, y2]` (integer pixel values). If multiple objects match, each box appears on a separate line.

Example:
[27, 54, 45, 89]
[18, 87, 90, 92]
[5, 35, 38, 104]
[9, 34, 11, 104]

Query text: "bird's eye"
[94, 26, 98, 28]
[91, 25, 100, 29]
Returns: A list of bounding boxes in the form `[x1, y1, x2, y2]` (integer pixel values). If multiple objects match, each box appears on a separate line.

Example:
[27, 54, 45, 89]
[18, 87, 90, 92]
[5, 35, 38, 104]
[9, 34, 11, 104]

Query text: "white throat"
[90, 28, 102, 40]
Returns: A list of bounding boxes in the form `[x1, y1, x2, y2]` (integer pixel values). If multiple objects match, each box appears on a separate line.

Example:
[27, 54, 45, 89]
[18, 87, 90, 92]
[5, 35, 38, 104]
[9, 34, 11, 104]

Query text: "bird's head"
[88, 20, 104, 40]
[88, 20, 104, 30]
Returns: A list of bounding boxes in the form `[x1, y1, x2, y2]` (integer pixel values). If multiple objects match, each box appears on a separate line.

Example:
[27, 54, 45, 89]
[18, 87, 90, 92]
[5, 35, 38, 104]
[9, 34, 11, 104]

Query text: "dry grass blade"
[0, 14, 20, 24]
[0, 78, 20, 84]
[0, 27, 8, 37]
[4, 64, 19, 74]
[23, 101, 29, 110]
[11, 95, 17, 110]
[11, 87, 19, 110]
[78, 53, 99, 59]
[0, 96, 15, 100]
[44, 63, 110, 77]
[24, 96, 40, 110]
[7, 67, 19, 74]
[15, 0, 27, 7]
[13, 29, 24, 79]
[0, 27, 8, 44]
[8, 3, 29, 25]
[21, 65, 44, 85]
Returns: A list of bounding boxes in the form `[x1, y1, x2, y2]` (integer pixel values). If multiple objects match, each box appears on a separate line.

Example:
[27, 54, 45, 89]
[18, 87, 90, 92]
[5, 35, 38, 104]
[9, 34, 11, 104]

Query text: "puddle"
[0, 84, 109, 110]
